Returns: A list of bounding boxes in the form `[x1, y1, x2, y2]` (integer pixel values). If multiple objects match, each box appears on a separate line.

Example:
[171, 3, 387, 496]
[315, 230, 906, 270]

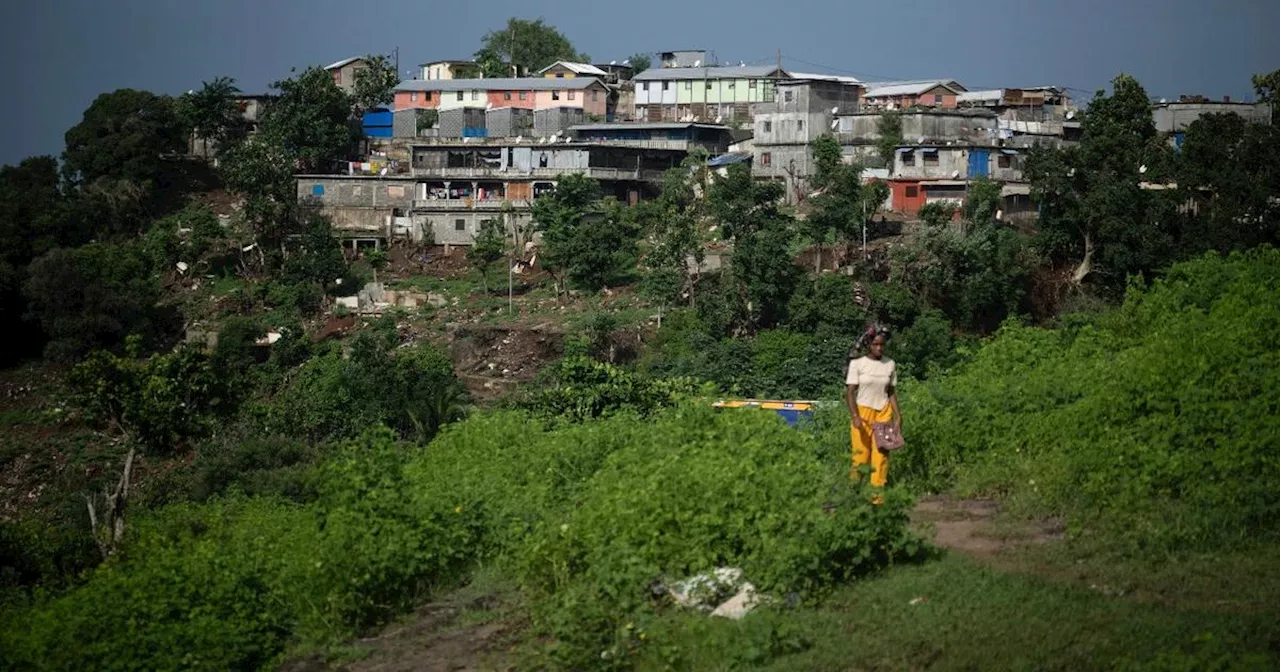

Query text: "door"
[968, 149, 989, 178]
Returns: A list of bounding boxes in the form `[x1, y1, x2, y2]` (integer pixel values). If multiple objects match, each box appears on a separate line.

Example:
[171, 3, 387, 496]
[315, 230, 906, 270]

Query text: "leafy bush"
[2, 408, 920, 670]
[523, 356, 706, 422]
[262, 320, 465, 442]
[899, 249, 1280, 553]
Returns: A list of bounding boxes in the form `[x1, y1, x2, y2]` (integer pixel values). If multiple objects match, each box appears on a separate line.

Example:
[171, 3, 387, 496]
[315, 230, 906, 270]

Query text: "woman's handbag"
[872, 422, 905, 452]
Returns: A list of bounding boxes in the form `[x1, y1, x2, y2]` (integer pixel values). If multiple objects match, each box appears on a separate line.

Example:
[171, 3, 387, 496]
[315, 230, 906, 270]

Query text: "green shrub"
[900, 249, 1280, 552]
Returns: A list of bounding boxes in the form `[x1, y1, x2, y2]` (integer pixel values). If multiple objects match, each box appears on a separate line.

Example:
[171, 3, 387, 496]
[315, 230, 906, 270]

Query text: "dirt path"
[281, 592, 520, 672]
[909, 494, 1065, 559]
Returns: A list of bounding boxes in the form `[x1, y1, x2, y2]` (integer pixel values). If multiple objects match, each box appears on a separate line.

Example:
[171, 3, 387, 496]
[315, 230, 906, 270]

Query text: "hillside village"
[3, 15, 1280, 671]
[248, 49, 1273, 252]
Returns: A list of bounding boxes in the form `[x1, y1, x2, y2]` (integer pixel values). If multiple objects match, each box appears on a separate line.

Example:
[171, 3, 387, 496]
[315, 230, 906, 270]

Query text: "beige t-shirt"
[846, 356, 898, 411]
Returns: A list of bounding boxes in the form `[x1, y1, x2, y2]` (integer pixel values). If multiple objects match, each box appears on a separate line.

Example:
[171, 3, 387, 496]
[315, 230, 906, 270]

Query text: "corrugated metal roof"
[864, 80, 962, 97]
[325, 56, 363, 71]
[634, 65, 786, 81]
[957, 89, 1002, 103]
[396, 77, 603, 92]
[538, 61, 607, 76]
[787, 72, 862, 85]
[707, 152, 752, 167]
[570, 122, 729, 132]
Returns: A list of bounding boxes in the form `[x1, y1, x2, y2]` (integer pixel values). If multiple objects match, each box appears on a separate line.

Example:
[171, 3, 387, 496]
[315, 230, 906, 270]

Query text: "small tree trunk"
[86, 445, 136, 559]
[814, 244, 822, 273]
[1071, 231, 1094, 285]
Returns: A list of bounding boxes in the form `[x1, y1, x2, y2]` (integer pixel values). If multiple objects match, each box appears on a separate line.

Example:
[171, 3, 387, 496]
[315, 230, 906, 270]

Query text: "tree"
[256, 66, 356, 173]
[177, 76, 248, 158]
[875, 111, 904, 168]
[533, 173, 600, 296]
[475, 17, 588, 77]
[1025, 73, 1177, 293]
[709, 163, 799, 330]
[962, 176, 1002, 229]
[1252, 69, 1280, 124]
[365, 248, 388, 284]
[1177, 112, 1280, 252]
[806, 134, 870, 271]
[351, 54, 400, 110]
[69, 338, 230, 556]
[467, 217, 506, 293]
[63, 90, 188, 189]
[24, 243, 165, 362]
[628, 53, 652, 74]
[635, 153, 707, 313]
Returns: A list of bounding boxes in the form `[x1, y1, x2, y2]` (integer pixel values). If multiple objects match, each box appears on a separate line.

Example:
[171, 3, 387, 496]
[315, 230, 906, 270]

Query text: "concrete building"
[957, 86, 1072, 121]
[394, 78, 608, 119]
[325, 57, 371, 94]
[660, 50, 707, 68]
[1153, 96, 1272, 148]
[420, 60, 483, 81]
[299, 140, 688, 246]
[889, 144, 1025, 214]
[861, 80, 966, 110]
[750, 77, 863, 201]
[569, 122, 735, 153]
[633, 65, 788, 122]
[188, 93, 272, 157]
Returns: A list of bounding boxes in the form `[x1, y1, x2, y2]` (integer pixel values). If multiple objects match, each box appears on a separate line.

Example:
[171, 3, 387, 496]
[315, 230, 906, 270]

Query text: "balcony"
[412, 198, 532, 210]
[409, 167, 667, 181]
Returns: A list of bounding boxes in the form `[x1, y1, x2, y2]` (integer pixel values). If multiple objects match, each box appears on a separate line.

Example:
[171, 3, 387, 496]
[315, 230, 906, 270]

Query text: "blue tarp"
[707, 152, 752, 168]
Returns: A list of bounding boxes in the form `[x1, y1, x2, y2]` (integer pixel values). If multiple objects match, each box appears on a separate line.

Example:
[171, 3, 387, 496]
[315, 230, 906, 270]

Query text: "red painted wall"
[891, 180, 926, 213]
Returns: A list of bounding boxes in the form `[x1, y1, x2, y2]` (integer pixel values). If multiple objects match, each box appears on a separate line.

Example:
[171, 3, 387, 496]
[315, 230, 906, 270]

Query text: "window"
[933, 94, 943, 105]
[519, 91, 527, 100]
[749, 79, 758, 89]
[455, 219, 466, 231]
[900, 151, 914, 166]
[641, 82, 649, 92]
[923, 151, 939, 166]
[797, 120, 804, 131]
[424, 91, 432, 101]
[998, 154, 1012, 168]
[556, 72, 564, 78]
[684, 81, 692, 90]
[568, 90, 576, 100]
[728, 81, 735, 90]
[410, 92, 419, 102]
[471, 90, 479, 101]
[504, 92, 512, 100]
[552, 91, 560, 100]
[763, 120, 772, 132]
[592, 90, 598, 102]
[761, 152, 772, 166]
[662, 81, 670, 91]
[706, 81, 713, 89]
[784, 91, 793, 102]
[456, 91, 464, 101]
[905, 186, 918, 198]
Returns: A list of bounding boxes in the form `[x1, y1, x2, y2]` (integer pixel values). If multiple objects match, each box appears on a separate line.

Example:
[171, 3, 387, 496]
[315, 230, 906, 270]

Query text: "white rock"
[710, 583, 759, 620]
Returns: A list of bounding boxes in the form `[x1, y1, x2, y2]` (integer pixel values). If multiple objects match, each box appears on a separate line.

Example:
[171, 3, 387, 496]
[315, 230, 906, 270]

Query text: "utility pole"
[393, 46, 399, 78]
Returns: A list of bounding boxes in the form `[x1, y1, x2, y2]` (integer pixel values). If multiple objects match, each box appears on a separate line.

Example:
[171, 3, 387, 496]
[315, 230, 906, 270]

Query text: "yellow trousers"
[850, 404, 895, 487]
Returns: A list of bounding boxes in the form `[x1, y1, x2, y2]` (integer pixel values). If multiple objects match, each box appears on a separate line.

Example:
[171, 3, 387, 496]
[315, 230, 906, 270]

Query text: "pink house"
[394, 77, 608, 116]
[862, 80, 966, 110]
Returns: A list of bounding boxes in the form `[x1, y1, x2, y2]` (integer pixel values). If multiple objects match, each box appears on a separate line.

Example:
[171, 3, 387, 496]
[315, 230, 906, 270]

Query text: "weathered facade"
[325, 57, 370, 94]
[889, 145, 1025, 214]
[861, 80, 966, 110]
[394, 78, 608, 118]
[748, 77, 863, 199]
[633, 65, 787, 122]
[1153, 99, 1272, 135]
[300, 141, 684, 245]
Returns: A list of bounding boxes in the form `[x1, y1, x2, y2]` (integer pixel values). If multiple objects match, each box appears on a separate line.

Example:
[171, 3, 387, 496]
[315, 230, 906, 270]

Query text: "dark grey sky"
[3, 0, 1276, 166]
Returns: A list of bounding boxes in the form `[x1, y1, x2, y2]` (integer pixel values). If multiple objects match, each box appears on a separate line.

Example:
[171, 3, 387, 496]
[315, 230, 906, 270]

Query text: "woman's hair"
[853, 323, 892, 355]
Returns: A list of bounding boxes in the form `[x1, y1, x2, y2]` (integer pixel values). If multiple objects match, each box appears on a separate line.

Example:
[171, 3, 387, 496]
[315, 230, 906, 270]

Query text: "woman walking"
[846, 324, 901, 495]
